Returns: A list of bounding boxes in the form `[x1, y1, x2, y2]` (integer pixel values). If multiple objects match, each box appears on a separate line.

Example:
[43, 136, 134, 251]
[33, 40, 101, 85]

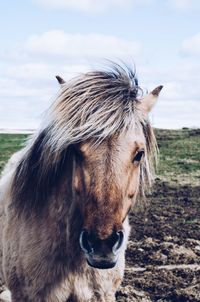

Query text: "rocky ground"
[117, 180, 200, 302]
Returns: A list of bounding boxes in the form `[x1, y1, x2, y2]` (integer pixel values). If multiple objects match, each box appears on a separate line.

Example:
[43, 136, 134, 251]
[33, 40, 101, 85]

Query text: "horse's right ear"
[55, 75, 66, 85]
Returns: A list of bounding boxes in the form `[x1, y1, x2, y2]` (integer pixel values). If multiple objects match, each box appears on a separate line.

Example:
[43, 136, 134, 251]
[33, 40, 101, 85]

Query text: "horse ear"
[55, 75, 66, 85]
[139, 85, 163, 113]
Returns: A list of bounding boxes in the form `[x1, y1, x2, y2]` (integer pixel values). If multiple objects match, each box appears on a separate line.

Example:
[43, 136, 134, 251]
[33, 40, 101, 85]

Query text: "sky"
[0, 0, 200, 130]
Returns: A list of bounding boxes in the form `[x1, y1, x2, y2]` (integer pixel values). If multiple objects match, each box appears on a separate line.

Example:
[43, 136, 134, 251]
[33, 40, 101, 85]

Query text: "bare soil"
[117, 180, 200, 302]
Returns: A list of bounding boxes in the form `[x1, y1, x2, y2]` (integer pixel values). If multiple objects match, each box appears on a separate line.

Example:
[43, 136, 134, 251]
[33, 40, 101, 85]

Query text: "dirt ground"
[116, 180, 200, 302]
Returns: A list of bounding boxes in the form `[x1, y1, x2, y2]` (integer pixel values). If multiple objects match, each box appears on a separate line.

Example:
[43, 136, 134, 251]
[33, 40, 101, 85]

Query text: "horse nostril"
[79, 230, 93, 254]
[112, 230, 124, 254]
[80, 230, 124, 256]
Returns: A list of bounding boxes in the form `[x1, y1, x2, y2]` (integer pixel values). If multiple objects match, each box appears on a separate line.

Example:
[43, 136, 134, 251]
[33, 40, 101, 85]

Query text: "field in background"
[155, 128, 200, 186]
[0, 133, 27, 173]
[0, 129, 200, 302]
[1, 129, 200, 183]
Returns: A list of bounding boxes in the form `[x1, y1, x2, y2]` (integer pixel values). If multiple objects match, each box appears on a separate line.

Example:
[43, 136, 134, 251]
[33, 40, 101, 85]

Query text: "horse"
[0, 64, 162, 302]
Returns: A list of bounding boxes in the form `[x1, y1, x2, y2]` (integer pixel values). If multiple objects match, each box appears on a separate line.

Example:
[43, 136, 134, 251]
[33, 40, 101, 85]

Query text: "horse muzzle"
[79, 229, 124, 269]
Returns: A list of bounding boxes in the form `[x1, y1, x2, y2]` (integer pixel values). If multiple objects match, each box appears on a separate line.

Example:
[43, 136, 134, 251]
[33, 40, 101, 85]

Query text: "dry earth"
[117, 180, 200, 302]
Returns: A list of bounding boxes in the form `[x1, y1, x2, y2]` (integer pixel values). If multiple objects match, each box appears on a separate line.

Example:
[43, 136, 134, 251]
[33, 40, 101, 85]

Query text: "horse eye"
[133, 150, 144, 163]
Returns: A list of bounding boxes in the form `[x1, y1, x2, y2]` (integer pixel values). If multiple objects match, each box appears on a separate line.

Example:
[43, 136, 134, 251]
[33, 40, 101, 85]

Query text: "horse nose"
[79, 230, 124, 255]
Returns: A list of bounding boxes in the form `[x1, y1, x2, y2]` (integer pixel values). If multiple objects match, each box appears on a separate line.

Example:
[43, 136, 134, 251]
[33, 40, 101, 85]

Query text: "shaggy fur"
[0, 64, 159, 302]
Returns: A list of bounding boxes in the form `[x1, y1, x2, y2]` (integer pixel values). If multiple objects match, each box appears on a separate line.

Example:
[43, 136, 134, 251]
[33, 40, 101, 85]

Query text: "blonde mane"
[46, 65, 141, 151]
[11, 64, 157, 212]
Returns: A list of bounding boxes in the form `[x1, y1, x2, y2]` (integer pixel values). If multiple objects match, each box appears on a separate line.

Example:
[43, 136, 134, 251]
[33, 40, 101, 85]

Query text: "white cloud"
[0, 30, 142, 130]
[5, 63, 57, 80]
[168, 0, 200, 10]
[0, 30, 141, 99]
[4, 61, 90, 85]
[33, 0, 153, 13]
[0, 78, 45, 98]
[0, 97, 49, 130]
[1, 29, 200, 130]
[34, 0, 200, 13]
[139, 59, 200, 98]
[0, 30, 141, 100]
[151, 99, 200, 129]
[182, 33, 200, 56]
[34, 0, 128, 12]
[25, 30, 141, 59]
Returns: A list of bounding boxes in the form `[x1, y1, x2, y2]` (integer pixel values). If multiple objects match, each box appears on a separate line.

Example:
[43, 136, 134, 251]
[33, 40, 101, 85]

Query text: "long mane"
[11, 64, 157, 213]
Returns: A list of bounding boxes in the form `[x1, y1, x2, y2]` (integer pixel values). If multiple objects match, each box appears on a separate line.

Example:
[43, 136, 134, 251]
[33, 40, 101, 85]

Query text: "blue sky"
[0, 0, 200, 129]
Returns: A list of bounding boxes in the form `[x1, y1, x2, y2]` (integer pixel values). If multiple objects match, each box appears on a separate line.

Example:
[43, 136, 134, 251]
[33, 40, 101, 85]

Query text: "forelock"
[44, 64, 143, 153]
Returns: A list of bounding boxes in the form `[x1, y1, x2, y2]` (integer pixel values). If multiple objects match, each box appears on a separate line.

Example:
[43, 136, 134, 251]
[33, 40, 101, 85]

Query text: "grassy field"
[0, 129, 200, 302]
[0, 134, 27, 173]
[155, 128, 200, 185]
[0, 128, 200, 184]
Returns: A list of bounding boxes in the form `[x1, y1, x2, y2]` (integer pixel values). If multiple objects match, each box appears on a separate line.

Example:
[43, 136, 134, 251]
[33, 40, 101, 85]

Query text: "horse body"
[0, 65, 162, 301]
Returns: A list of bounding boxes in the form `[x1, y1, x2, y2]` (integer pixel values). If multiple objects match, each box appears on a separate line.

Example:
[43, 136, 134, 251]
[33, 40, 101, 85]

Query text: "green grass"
[155, 128, 200, 185]
[0, 129, 200, 185]
[0, 134, 28, 172]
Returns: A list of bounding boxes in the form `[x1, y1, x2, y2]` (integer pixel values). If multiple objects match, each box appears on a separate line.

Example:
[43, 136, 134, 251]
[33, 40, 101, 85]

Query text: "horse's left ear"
[139, 85, 163, 113]
[55, 75, 66, 85]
